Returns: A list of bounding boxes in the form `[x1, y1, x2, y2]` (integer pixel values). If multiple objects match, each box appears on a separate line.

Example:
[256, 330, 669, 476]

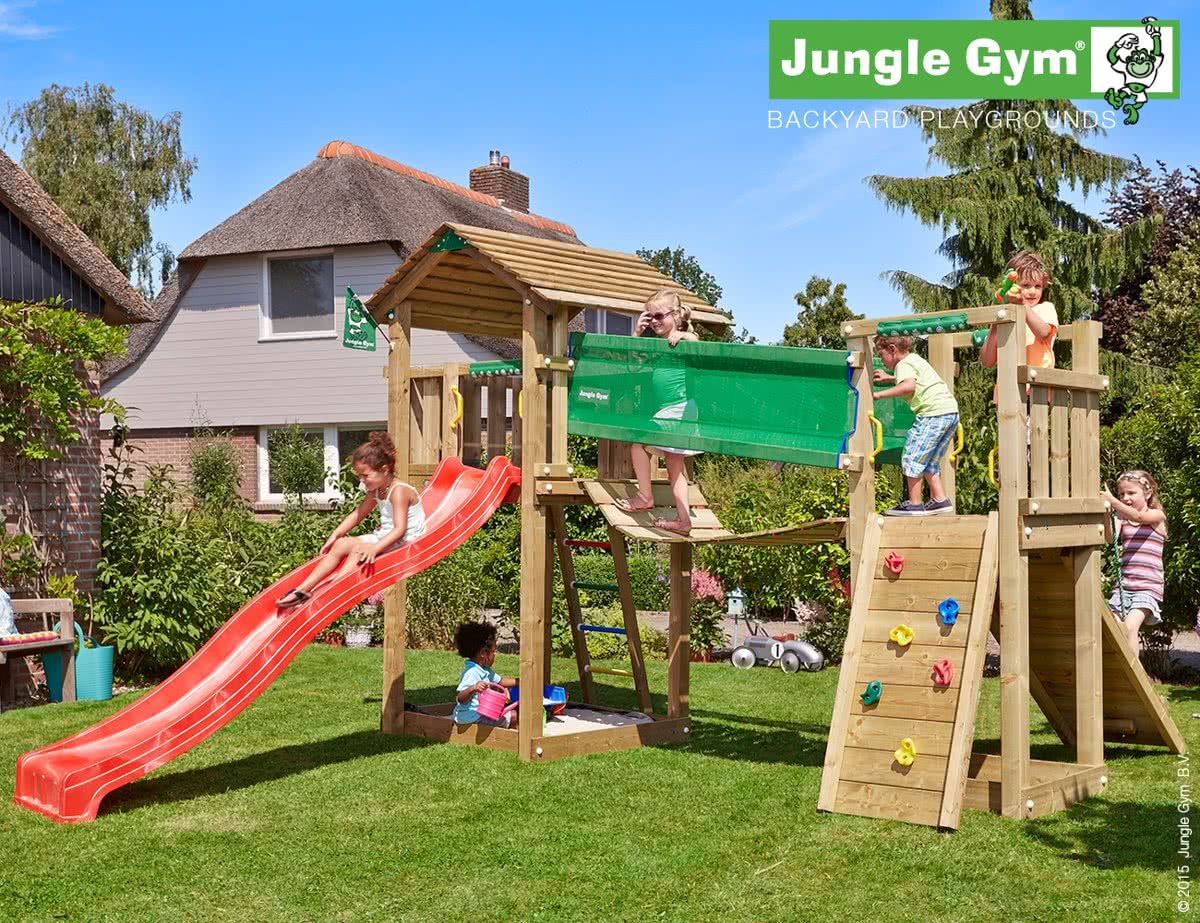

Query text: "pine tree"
[868, 0, 1155, 323]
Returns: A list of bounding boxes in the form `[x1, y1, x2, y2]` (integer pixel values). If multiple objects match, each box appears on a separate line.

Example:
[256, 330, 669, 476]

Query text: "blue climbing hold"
[938, 598, 960, 626]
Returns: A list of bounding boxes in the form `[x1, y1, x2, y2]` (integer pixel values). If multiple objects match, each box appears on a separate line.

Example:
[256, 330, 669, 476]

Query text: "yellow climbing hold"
[888, 624, 914, 647]
[894, 738, 917, 766]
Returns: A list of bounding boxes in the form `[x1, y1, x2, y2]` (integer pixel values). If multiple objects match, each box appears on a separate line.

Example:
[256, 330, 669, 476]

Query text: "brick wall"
[1, 366, 102, 595]
[103, 426, 259, 503]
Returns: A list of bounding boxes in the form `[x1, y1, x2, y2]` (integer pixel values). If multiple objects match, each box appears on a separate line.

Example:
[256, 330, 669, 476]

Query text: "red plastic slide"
[14, 456, 521, 823]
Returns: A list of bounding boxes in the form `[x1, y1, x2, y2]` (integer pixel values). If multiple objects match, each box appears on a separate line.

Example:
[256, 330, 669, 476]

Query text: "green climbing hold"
[860, 681, 883, 706]
[971, 328, 988, 348]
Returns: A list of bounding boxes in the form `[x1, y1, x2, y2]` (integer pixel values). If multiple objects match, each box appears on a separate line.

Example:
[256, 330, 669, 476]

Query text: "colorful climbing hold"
[933, 659, 954, 686]
[884, 551, 905, 575]
[971, 327, 988, 348]
[889, 624, 914, 647]
[860, 681, 883, 706]
[894, 737, 917, 766]
[938, 598, 960, 626]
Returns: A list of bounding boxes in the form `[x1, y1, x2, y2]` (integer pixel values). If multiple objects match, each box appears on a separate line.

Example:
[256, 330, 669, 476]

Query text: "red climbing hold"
[884, 552, 905, 575]
[933, 659, 954, 686]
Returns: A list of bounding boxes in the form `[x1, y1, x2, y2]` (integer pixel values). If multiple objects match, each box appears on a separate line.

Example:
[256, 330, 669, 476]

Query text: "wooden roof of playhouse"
[366, 223, 732, 337]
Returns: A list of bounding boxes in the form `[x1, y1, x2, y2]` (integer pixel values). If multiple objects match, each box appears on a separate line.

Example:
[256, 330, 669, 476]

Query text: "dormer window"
[261, 251, 334, 339]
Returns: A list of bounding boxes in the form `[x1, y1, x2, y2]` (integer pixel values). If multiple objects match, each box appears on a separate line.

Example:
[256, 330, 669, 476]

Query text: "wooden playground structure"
[366, 223, 1185, 828]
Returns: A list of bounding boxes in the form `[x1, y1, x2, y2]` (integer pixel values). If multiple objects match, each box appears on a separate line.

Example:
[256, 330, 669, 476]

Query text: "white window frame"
[259, 248, 337, 342]
[585, 308, 635, 336]
[256, 423, 389, 504]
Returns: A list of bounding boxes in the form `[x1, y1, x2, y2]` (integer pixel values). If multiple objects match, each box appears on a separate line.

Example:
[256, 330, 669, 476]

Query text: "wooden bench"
[1, 598, 76, 708]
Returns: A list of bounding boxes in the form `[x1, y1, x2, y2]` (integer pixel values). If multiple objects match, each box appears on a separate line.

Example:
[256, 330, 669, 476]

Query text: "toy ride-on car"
[729, 616, 824, 673]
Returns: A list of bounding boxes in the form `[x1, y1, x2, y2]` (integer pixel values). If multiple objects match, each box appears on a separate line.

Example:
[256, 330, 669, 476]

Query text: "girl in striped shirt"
[1102, 470, 1167, 650]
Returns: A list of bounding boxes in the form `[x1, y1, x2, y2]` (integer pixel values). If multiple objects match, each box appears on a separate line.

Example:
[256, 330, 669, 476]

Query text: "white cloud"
[0, 2, 57, 39]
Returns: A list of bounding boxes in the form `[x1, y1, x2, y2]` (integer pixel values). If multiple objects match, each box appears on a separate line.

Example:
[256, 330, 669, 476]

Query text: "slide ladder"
[819, 514, 999, 829]
[549, 507, 651, 712]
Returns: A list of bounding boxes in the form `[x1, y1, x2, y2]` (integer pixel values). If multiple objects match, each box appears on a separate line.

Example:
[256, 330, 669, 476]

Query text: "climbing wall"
[1023, 551, 1186, 753]
[819, 514, 999, 829]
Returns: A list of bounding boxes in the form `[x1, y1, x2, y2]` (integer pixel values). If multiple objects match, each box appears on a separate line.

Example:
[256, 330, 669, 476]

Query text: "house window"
[584, 308, 634, 336]
[263, 253, 334, 338]
[256, 425, 385, 504]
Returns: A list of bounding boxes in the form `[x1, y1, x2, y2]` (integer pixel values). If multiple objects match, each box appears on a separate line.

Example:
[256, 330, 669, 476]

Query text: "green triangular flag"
[342, 288, 377, 352]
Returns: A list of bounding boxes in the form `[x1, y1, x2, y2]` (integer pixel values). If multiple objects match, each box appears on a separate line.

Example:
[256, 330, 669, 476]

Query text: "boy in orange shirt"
[979, 250, 1058, 375]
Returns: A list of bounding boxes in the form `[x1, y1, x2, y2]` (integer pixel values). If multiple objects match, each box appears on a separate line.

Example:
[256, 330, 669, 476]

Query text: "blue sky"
[1, 0, 1196, 341]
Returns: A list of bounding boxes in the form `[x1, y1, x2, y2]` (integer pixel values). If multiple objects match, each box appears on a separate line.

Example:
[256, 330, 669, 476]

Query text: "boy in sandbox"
[872, 334, 960, 516]
[453, 621, 518, 728]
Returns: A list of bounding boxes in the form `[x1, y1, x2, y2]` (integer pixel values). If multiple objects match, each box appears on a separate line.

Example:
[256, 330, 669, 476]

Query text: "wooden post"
[846, 335, 876, 590]
[486, 382, 507, 464]
[518, 302, 548, 759]
[462, 378, 482, 467]
[1071, 320, 1104, 766]
[382, 302, 412, 734]
[996, 305, 1029, 816]
[667, 542, 691, 719]
[551, 306, 569, 465]
[928, 332, 956, 502]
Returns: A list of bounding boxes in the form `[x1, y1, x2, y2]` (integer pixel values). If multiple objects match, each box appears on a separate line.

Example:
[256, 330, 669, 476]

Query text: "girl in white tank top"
[276, 433, 425, 608]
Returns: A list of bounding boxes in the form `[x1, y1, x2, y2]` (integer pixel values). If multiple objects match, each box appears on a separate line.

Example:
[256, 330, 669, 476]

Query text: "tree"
[1096, 160, 1200, 352]
[781, 277, 863, 350]
[868, 1, 1155, 323]
[636, 245, 749, 341]
[1127, 235, 1200, 369]
[7, 83, 197, 297]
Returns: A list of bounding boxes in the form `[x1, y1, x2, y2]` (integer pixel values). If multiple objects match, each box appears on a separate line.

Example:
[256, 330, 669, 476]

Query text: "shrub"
[268, 424, 328, 506]
[694, 457, 894, 615]
[190, 427, 242, 507]
[690, 598, 726, 655]
[407, 538, 486, 649]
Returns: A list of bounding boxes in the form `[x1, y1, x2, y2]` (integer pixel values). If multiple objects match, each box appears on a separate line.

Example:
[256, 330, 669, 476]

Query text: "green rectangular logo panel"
[769, 20, 1179, 100]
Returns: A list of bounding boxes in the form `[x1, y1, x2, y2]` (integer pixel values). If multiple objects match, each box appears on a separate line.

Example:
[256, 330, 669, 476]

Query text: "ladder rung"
[578, 623, 627, 635]
[566, 539, 611, 551]
[571, 580, 619, 592]
[585, 666, 634, 677]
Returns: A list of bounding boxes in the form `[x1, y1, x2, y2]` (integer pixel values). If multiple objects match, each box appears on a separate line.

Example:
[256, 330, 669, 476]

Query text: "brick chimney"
[469, 150, 530, 213]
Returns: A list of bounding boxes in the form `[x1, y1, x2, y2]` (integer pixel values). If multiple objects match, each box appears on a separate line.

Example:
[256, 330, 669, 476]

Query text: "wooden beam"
[1018, 366, 1108, 393]
[1020, 497, 1108, 516]
[995, 305, 1029, 818]
[465, 247, 553, 314]
[461, 379, 482, 467]
[843, 304, 1017, 337]
[551, 506, 595, 703]
[531, 288, 729, 328]
[372, 251, 447, 319]
[382, 302, 412, 734]
[610, 528, 653, 714]
[518, 301, 549, 760]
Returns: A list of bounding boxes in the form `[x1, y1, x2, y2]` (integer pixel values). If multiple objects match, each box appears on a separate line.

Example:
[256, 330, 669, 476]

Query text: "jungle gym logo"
[769, 18, 1178, 124]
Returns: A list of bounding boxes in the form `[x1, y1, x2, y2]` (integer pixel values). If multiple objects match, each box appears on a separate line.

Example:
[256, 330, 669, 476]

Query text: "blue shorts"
[901, 413, 959, 478]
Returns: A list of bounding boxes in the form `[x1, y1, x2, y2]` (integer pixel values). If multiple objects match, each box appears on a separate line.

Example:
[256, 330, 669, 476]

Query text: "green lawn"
[1, 648, 1196, 923]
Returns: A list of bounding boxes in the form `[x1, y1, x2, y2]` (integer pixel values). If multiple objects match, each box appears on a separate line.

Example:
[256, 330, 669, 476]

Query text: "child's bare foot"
[653, 517, 692, 535]
[275, 588, 312, 609]
[616, 495, 655, 512]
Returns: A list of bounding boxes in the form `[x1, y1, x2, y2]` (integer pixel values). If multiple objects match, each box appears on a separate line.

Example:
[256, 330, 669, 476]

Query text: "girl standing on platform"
[276, 432, 426, 608]
[1102, 470, 1167, 650]
[615, 288, 699, 534]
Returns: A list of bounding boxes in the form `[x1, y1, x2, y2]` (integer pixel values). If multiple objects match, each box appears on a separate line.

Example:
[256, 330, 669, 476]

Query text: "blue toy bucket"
[42, 623, 114, 702]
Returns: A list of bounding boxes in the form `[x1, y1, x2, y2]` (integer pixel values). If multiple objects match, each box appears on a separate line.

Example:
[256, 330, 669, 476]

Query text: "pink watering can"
[476, 683, 518, 721]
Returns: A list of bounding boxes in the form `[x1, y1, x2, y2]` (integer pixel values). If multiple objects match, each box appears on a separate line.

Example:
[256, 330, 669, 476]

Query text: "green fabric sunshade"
[566, 334, 914, 468]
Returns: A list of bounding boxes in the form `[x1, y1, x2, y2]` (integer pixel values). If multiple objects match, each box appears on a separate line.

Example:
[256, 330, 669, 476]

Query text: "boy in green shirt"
[872, 334, 960, 516]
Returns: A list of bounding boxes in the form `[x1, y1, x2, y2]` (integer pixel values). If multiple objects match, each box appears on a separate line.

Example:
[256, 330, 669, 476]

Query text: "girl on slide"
[615, 288, 699, 535]
[276, 432, 426, 608]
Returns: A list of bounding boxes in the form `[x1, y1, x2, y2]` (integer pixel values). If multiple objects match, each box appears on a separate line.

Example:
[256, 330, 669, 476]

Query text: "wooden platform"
[819, 514, 999, 829]
[583, 479, 846, 545]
